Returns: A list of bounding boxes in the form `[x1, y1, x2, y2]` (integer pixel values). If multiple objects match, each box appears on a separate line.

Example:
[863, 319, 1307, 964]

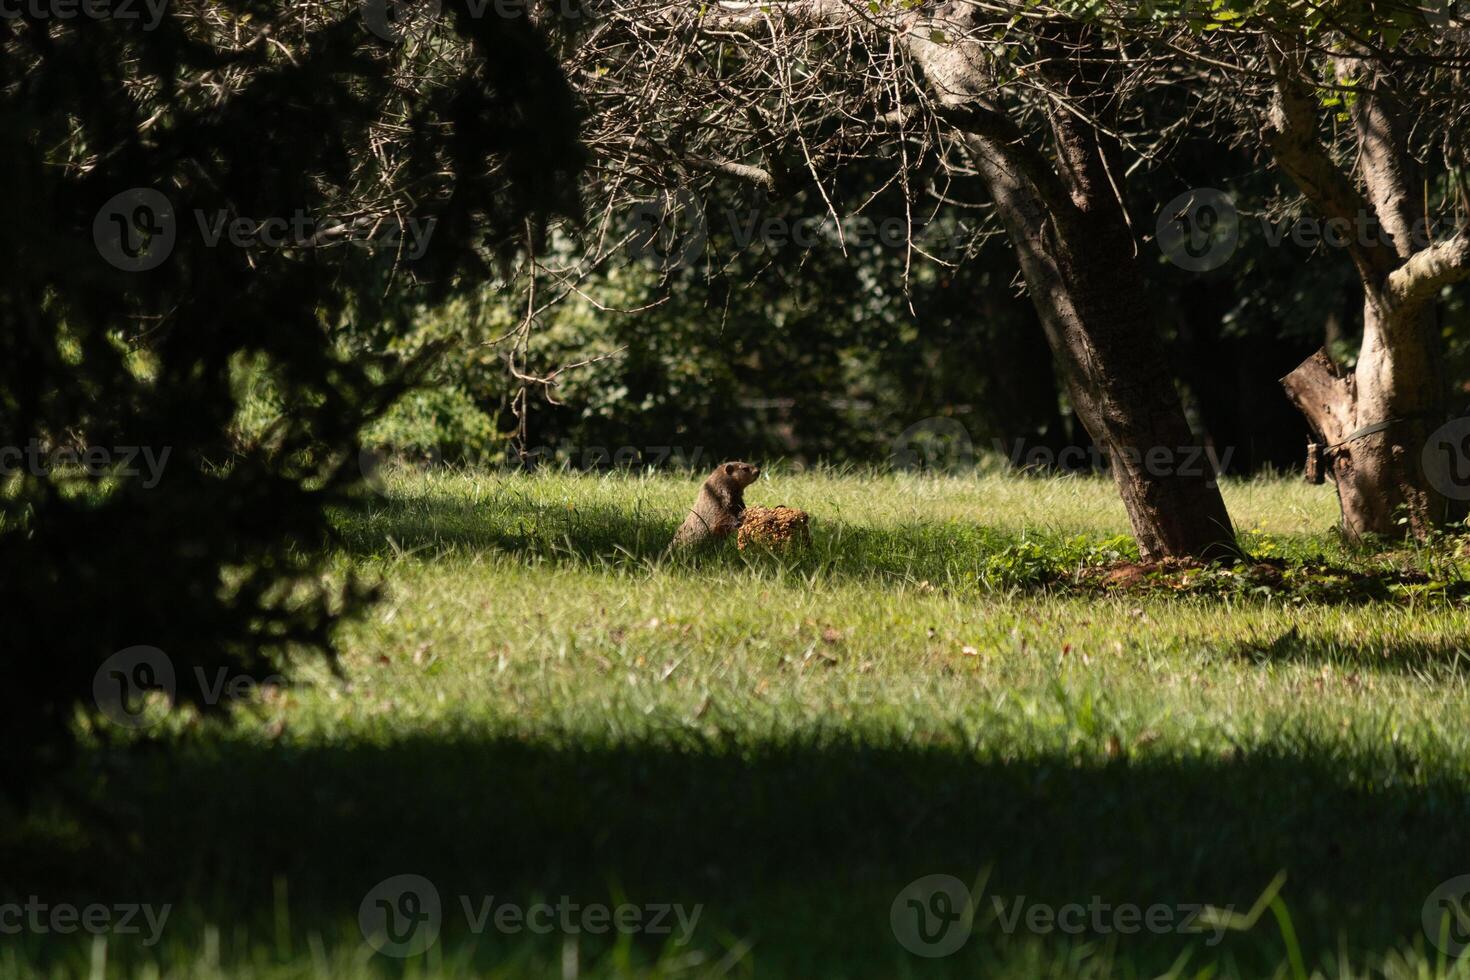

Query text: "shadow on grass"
[334, 493, 1468, 615]
[335, 491, 1028, 585]
[1228, 628, 1470, 675]
[7, 733, 1468, 975]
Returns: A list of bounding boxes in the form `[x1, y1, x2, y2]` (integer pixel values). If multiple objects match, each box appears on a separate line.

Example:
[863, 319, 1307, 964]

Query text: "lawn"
[8, 467, 1470, 978]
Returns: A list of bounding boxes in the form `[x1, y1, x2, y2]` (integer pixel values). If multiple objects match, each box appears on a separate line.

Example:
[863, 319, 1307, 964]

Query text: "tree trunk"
[968, 140, 1237, 560]
[1262, 51, 1465, 541]
[1283, 303, 1446, 540]
[904, 18, 1238, 560]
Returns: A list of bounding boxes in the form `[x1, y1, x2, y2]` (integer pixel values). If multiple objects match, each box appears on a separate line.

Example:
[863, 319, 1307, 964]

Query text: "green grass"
[10, 467, 1470, 978]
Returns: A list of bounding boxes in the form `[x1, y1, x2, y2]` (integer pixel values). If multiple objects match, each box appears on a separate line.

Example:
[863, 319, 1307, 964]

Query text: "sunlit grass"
[10, 467, 1470, 978]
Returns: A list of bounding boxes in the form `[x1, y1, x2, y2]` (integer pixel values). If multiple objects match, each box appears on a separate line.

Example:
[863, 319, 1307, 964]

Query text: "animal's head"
[719, 461, 761, 487]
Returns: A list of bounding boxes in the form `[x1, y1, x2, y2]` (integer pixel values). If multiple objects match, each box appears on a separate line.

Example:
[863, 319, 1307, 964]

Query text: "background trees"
[558, 0, 1243, 558]
[476, 0, 1466, 549]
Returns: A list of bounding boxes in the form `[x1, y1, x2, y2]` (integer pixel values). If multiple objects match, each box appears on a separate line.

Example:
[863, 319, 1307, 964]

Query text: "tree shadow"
[334, 491, 1463, 614]
[8, 733, 1469, 975]
[1227, 628, 1470, 676]
[335, 489, 1028, 584]
[337, 492, 682, 564]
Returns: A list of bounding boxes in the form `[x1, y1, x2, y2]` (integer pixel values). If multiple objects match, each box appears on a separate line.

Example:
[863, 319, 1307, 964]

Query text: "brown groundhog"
[671, 461, 761, 547]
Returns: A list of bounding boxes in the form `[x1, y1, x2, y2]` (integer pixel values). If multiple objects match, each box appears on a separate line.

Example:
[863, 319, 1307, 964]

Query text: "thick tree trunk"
[1283, 303, 1446, 540]
[903, 18, 1238, 560]
[1263, 51, 1463, 541]
[969, 141, 1237, 560]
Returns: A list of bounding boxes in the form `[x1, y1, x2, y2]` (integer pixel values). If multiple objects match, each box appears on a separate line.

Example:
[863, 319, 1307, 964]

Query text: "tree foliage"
[0, 0, 583, 796]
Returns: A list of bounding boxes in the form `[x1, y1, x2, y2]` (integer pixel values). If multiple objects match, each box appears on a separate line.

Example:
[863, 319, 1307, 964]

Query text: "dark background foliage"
[0, 0, 583, 797]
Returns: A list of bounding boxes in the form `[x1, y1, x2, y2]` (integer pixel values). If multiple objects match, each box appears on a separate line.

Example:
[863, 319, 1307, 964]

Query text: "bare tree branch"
[1387, 231, 1470, 309]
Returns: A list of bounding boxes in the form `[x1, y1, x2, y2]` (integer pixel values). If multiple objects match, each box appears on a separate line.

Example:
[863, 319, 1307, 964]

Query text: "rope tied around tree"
[1305, 412, 1441, 484]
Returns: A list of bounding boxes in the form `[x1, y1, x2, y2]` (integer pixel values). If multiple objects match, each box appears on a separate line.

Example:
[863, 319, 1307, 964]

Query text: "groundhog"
[671, 461, 761, 547]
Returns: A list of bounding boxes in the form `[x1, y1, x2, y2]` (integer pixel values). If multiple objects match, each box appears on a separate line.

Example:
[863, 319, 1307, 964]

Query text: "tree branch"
[931, 102, 1078, 220]
[1259, 41, 1397, 285]
[1386, 231, 1470, 310]
[686, 155, 776, 191]
[1281, 348, 1356, 447]
[1341, 58, 1422, 263]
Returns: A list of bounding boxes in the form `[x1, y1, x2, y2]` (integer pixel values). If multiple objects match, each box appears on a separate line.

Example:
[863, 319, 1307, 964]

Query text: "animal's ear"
[724, 463, 736, 475]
